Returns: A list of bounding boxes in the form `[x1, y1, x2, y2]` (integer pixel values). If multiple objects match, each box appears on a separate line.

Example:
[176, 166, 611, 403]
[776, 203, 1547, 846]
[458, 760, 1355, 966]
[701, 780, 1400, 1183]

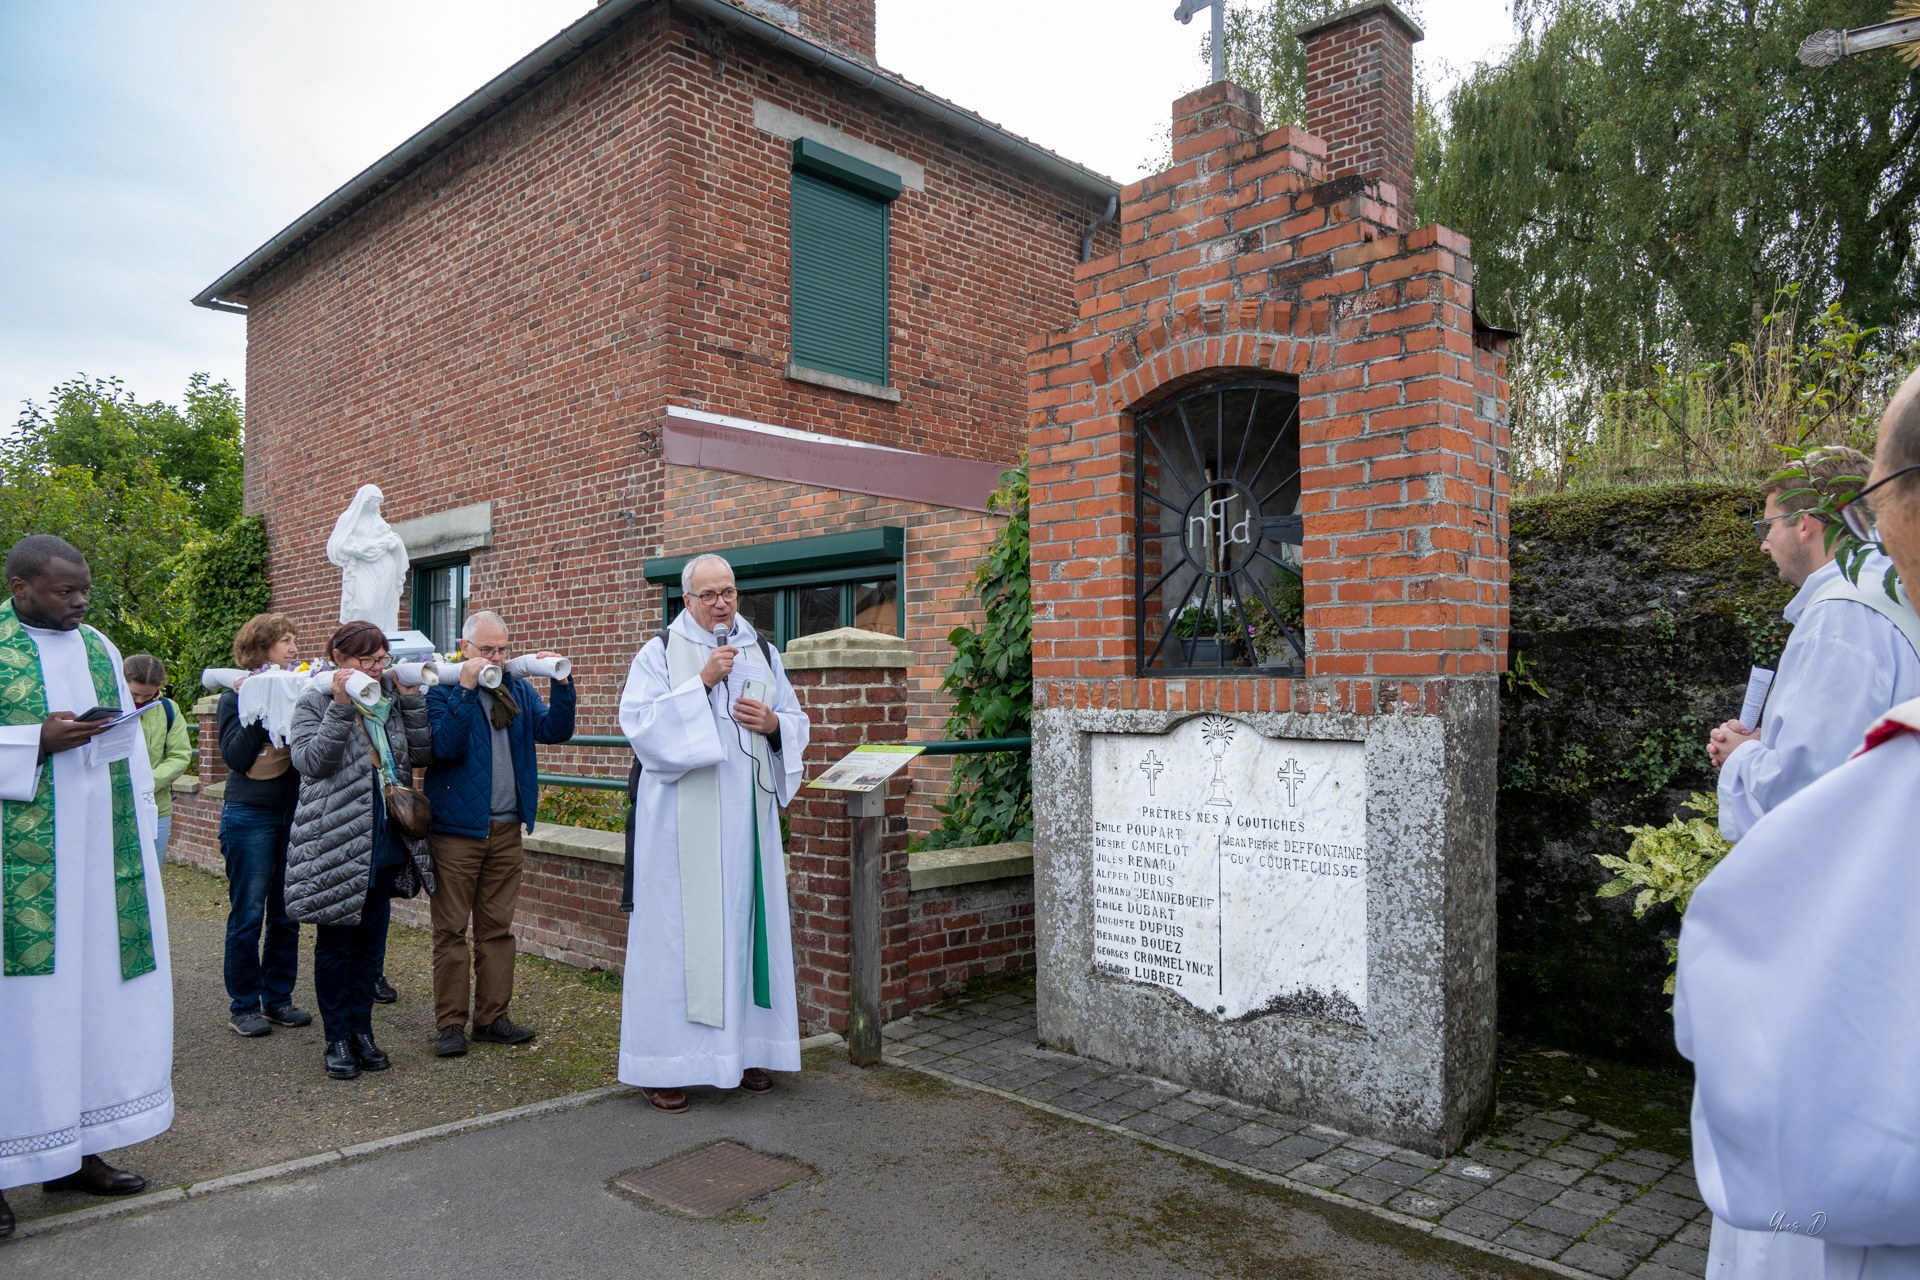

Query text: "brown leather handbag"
[365, 724, 432, 841]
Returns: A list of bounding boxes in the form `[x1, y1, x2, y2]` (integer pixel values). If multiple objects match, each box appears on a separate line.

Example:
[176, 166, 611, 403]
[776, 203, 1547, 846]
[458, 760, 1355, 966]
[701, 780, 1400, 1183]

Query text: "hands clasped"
[1707, 719, 1758, 769]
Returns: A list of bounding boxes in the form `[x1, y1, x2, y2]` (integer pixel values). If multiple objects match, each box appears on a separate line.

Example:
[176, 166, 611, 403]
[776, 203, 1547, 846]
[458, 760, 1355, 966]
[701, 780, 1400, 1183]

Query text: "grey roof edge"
[191, 0, 1120, 312]
[1294, 0, 1424, 44]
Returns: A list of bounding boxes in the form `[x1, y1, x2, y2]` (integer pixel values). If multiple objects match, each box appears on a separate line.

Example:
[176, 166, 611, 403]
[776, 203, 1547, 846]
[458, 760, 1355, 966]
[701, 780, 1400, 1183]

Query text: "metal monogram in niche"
[1136, 379, 1306, 675]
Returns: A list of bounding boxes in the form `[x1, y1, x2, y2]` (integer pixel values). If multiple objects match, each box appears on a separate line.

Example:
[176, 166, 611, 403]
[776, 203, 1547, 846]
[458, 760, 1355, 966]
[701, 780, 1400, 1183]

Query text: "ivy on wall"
[172, 514, 272, 702]
[922, 462, 1032, 850]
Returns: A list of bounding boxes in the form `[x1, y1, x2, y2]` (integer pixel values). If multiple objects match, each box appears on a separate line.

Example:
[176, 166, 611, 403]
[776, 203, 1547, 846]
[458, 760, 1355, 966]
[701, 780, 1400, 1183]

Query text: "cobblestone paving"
[885, 991, 1709, 1280]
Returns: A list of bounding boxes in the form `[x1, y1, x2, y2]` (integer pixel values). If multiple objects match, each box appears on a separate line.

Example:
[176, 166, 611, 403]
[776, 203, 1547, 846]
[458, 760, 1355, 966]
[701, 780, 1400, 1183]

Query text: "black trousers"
[313, 862, 401, 1042]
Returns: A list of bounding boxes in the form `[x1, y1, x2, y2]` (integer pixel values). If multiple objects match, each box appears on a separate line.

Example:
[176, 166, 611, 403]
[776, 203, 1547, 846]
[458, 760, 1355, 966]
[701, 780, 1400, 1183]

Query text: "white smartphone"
[740, 677, 769, 706]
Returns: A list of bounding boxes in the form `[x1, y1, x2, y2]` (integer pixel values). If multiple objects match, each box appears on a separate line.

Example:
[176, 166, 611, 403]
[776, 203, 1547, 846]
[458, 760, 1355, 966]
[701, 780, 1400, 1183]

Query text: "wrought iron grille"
[1135, 379, 1304, 675]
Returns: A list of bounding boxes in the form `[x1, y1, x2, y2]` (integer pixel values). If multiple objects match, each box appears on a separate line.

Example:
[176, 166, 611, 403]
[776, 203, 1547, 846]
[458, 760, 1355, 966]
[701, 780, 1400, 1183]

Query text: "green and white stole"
[666, 630, 773, 1028]
[0, 599, 157, 979]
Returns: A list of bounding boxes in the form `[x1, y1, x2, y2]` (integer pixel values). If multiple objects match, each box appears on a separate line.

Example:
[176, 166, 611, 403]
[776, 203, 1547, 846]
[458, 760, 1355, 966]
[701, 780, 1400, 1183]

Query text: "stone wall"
[1498, 482, 1789, 1064]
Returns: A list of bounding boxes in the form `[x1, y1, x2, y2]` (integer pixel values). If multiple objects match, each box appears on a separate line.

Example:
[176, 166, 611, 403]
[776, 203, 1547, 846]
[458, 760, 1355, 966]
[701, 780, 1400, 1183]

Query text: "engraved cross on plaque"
[1276, 758, 1307, 806]
[1139, 750, 1166, 796]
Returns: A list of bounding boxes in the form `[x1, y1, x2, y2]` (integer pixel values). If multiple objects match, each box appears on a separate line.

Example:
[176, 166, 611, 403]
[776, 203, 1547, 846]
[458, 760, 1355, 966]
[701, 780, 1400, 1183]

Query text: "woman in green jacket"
[124, 654, 193, 862]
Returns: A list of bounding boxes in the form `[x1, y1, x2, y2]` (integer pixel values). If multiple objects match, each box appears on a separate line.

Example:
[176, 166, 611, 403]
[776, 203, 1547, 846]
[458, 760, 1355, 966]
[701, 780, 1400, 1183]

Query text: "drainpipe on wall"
[1080, 195, 1118, 263]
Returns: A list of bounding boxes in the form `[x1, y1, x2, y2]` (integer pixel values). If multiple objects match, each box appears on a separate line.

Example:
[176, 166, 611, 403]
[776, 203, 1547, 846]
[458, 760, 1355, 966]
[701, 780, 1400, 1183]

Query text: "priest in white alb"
[617, 553, 808, 1112]
[0, 536, 173, 1238]
[1677, 369, 1920, 1278]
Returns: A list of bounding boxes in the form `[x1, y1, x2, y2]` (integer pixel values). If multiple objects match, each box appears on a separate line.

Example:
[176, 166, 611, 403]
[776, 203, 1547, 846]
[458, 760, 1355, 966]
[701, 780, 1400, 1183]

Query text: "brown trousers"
[428, 822, 524, 1031]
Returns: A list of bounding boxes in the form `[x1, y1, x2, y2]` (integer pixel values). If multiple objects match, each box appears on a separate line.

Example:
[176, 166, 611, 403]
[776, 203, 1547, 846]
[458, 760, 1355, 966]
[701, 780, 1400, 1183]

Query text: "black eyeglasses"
[1837, 464, 1920, 544]
[1752, 512, 1803, 539]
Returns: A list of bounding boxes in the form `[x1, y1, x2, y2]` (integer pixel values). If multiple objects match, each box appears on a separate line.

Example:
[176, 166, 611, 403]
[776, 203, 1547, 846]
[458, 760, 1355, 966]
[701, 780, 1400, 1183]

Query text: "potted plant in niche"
[1171, 602, 1249, 665]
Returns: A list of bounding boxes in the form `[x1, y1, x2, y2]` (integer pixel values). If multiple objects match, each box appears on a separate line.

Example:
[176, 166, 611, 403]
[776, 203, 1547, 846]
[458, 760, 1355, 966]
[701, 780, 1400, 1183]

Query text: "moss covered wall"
[1498, 483, 1792, 1064]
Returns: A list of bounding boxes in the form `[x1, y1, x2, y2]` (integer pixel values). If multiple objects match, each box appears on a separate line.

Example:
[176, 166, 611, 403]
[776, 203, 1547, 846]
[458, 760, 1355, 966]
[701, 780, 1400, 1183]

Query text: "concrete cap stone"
[1295, 0, 1424, 43]
[782, 627, 912, 671]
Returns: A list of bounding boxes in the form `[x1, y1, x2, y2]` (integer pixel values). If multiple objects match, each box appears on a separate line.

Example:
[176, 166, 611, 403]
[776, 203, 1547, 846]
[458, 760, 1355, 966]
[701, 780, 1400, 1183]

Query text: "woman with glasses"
[285, 621, 436, 1080]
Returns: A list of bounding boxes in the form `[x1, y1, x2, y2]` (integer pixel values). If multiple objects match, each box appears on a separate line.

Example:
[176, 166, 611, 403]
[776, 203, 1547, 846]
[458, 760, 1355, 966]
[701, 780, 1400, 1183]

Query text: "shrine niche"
[1135, 378, 1303, 675]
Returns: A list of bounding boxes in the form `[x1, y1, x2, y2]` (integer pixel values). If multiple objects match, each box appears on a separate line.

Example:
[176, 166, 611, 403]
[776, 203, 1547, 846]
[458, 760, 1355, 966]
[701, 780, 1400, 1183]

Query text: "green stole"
[666, 630, 773, 1027]
[0, 600, 158, 979]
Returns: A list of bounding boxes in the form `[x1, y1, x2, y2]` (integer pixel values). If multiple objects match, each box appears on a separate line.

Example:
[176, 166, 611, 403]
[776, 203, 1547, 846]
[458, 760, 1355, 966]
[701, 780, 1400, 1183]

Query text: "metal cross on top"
[1176, 0, 1228, 84]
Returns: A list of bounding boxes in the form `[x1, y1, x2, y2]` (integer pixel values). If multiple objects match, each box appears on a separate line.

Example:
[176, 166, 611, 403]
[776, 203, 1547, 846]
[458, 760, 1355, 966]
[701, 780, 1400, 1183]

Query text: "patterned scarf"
[0, 599, 157, 978]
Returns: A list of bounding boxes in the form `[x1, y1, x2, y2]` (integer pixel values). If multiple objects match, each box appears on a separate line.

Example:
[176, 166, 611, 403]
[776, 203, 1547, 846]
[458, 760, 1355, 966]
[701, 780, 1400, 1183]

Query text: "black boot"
[0, 1187, 14, 1238]
[325, 1039, 361, 1080]
[372, 974, 398, 1004]
[350, 1033, 391, 1071]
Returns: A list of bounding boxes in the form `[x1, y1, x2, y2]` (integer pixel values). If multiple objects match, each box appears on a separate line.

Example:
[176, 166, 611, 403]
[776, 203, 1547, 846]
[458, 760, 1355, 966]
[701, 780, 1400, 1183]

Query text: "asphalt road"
[8, 1050, 1551, 1280]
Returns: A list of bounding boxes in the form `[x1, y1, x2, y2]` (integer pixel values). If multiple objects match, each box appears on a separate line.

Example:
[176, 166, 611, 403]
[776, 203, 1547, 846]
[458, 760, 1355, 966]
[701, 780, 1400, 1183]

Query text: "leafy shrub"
[921, 462, 1032, 850]
[537, 786, 628, 834]
[1595, 792, 1730, 994]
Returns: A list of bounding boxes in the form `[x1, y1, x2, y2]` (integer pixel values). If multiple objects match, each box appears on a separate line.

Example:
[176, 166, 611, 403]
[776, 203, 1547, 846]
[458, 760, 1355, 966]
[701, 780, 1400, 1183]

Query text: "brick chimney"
[1297, 0, 1422, 226]
[733, 0, 877, 62]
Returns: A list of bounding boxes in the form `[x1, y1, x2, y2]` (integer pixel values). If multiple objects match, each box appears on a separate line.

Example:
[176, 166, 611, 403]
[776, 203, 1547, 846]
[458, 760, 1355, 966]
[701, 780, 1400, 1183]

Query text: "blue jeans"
[220, 802, 300, 1016]
[152, 814, 172, 864]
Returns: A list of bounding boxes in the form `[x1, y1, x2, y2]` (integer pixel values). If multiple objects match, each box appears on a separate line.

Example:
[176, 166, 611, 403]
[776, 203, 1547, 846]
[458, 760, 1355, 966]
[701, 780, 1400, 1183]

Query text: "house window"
[647, 527, 905, 650]
[789, 138, 902, 388]
[410, 558, 470, 655]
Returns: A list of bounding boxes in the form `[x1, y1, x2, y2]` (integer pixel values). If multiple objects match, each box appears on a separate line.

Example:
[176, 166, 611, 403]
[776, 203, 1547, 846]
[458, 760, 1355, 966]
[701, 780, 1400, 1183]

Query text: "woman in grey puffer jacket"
[287, 621, 436, 1081]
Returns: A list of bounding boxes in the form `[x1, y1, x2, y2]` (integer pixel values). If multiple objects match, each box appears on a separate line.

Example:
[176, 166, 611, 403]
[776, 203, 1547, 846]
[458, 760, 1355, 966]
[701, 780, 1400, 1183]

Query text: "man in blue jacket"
[425, 610, 575, 1058]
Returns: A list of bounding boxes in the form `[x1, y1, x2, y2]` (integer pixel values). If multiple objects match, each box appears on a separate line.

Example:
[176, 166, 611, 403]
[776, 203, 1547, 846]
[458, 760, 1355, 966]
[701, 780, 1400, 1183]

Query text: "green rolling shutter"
[790, 157, 892, 386]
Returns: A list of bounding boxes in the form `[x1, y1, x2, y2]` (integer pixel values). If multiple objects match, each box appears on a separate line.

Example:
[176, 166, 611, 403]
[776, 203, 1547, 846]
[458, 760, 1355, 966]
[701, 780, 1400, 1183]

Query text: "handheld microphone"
[713, 623, 730, 649]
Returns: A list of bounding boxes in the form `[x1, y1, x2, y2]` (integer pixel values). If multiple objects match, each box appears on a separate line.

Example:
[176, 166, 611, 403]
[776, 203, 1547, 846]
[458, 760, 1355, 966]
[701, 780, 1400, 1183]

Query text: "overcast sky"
[0, 0, 1514, 421]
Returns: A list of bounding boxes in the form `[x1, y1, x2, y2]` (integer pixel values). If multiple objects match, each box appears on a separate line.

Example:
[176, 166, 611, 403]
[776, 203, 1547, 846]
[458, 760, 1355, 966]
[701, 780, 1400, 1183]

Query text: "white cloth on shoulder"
[237, 668, 310, 746]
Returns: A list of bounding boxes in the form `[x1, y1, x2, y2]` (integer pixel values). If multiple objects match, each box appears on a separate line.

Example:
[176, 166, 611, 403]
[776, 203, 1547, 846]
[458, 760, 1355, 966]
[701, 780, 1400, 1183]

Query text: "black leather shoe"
[349, 1033, 391, 1071]
[434, 1025, 468, 1058]
[372, 974, 398, 1004]
[0, 1187, 14, 1237]
[42, 1155, 145, 1196]
[471, 1014, 536, 1045]
[325, 1039, 361, 1080]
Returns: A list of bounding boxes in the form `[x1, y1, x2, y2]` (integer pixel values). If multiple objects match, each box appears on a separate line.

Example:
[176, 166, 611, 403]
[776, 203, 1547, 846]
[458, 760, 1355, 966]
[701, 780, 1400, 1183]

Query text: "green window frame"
[789, 138, 902, 388]
[646, 527, 905, 649]
[409, 557, 470, 655]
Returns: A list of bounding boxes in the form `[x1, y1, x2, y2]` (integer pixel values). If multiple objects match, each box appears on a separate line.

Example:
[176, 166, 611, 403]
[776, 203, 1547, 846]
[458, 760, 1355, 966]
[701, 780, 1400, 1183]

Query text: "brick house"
[192, 0, 1118, 819]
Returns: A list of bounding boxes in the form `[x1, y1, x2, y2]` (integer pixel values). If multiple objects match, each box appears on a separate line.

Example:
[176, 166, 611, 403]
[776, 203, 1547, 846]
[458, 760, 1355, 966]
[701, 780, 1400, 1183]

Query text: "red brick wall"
[905, 879, 1034, 1008]
[1301, 4, 1421, 229]
[234, 5, 1108, 768]
[1029, 75, 1509, 714]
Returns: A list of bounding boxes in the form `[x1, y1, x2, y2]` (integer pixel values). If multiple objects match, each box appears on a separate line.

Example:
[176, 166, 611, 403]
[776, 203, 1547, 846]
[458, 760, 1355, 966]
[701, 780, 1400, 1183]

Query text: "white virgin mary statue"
[326, 484, 410, 633]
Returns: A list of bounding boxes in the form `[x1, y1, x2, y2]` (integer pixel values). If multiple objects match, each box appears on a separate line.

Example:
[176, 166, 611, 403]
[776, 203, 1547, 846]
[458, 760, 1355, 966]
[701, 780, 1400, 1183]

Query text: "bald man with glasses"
[1706, 446, 1920, 845]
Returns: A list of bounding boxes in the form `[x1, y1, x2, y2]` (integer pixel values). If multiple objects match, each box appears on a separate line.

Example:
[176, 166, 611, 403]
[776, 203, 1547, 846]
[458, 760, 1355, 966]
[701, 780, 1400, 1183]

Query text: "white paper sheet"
[1739, 666, 1776, 731]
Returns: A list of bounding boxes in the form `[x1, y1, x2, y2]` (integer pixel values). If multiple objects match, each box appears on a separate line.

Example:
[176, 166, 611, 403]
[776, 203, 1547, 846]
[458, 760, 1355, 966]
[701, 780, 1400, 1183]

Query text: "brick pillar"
[1298, 0, 1422, 229]
[194, 694, 228, 789]
[781, 627, 911, 1034]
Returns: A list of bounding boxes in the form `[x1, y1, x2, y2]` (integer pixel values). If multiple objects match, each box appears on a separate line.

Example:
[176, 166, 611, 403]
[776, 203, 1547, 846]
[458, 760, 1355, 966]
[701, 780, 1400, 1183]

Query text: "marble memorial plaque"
[1089, 717, 1366, 1024]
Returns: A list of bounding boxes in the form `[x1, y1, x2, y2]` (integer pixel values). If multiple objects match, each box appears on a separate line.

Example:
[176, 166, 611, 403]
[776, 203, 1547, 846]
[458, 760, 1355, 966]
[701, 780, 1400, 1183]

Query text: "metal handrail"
[536, 733, 1032, 793]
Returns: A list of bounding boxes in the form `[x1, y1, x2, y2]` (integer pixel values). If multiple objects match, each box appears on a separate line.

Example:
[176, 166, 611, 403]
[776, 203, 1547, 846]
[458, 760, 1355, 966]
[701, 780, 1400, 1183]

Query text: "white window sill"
[786, 362, 901, 403]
